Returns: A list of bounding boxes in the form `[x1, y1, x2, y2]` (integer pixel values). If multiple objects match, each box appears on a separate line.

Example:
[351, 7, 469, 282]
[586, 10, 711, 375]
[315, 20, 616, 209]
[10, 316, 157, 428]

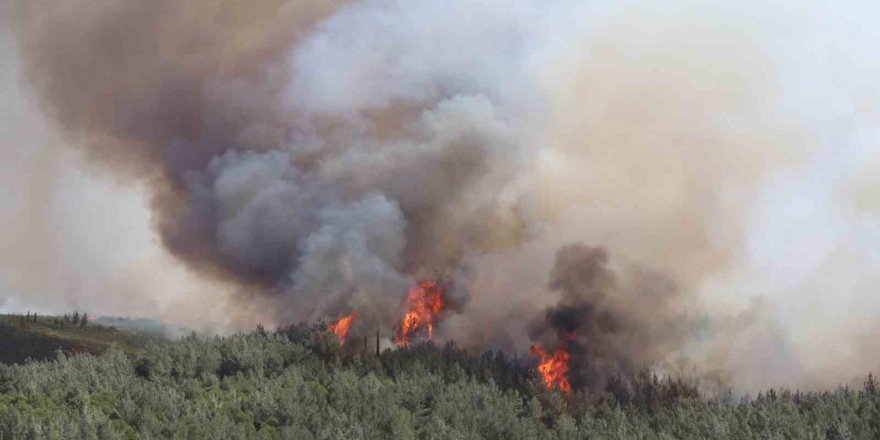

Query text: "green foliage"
[0, 314, 154, 365]
[0, 324, 879, 439]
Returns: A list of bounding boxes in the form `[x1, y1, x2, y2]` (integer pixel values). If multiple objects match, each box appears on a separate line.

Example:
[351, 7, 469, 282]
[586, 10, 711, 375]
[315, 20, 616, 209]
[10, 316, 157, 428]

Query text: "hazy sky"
[0, 22, 246, 329]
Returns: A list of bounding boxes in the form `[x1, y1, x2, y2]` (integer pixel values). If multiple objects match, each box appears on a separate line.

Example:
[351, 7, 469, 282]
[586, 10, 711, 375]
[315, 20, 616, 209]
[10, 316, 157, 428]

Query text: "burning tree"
[394, 280, 445, 347]
[530, 344, 572, 394]
[327, 312, 357, 345]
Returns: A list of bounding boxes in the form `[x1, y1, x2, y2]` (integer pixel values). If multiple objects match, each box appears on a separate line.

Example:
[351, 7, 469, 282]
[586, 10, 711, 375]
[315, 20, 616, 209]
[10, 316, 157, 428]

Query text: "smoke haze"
[2, 0, 879, 392]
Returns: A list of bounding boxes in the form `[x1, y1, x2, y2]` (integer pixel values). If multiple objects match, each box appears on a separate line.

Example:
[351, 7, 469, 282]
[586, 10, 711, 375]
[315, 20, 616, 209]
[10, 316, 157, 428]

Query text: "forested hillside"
[1, 324, 879, 439]
[0, 314, 155, 365]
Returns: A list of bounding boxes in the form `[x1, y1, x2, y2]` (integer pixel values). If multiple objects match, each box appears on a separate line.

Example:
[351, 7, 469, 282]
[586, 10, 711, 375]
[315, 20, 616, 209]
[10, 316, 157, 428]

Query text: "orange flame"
[394, 280, 445, 347]
[328, 311, 357, 344]
[531, 344, 572, 393]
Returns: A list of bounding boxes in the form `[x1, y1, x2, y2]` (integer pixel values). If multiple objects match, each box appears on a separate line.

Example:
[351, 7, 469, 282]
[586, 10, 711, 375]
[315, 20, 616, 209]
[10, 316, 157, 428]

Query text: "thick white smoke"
[4, 0, 880, 392]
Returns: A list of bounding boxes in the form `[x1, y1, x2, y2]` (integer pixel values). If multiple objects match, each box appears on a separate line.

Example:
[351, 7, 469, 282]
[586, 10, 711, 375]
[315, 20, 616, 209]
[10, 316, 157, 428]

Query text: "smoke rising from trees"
[4, 0, 880, 392]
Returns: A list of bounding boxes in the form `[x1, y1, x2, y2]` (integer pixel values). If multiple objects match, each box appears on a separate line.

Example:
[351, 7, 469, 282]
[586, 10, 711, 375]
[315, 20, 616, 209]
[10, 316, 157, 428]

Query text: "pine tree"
[81, 313, 88, 326]
[865, 374, 877, 396]
[73, 311, 79, 322]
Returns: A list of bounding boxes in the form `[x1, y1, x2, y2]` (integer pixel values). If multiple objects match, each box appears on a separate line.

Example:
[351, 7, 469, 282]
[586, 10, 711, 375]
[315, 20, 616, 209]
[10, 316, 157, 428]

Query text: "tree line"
[0, 322, 878, 439]
[16, 311, 90, 328]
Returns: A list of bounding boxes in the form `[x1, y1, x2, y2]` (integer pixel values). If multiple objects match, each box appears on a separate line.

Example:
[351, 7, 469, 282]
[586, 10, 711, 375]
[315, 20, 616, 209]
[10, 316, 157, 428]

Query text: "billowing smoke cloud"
[529, 243, 692, 390]
[5, 0, 880, 392]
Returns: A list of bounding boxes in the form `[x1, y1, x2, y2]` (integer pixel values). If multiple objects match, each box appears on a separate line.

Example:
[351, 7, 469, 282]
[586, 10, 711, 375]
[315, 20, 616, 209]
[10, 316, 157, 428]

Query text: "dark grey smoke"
[7, 0, 528, 329]
[531, 243, 691, 390]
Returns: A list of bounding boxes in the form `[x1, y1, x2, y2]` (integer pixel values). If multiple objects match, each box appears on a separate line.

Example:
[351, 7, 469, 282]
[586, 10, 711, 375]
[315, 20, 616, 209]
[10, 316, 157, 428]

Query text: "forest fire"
[327, 312, 357, 344]
[530, 344, 572, 393]
[394, 280, 445, 347]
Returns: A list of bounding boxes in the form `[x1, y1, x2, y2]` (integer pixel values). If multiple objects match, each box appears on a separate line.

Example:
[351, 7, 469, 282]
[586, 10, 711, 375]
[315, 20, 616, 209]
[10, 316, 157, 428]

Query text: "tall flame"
[394, 280, 445, 347]
[530, 344, 572, 393]
[328, 311, 357, 344]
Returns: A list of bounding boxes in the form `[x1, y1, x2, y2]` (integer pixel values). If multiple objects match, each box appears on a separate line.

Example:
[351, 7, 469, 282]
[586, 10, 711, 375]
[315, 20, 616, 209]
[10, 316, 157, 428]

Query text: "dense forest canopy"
[1, 318, 879, 439]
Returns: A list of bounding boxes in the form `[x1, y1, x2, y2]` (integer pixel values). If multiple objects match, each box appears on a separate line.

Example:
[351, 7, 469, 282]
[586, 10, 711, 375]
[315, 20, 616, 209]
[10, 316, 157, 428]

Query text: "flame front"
[531, 344, 572, 393]
[328, 311, 357, 344]
[394, 280, 445, 347]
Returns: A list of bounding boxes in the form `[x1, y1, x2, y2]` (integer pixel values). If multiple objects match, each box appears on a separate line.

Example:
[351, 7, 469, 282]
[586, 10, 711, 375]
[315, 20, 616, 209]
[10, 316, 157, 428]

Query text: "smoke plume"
[528, 243, 691, 390]
[4, 0, 880, 392]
